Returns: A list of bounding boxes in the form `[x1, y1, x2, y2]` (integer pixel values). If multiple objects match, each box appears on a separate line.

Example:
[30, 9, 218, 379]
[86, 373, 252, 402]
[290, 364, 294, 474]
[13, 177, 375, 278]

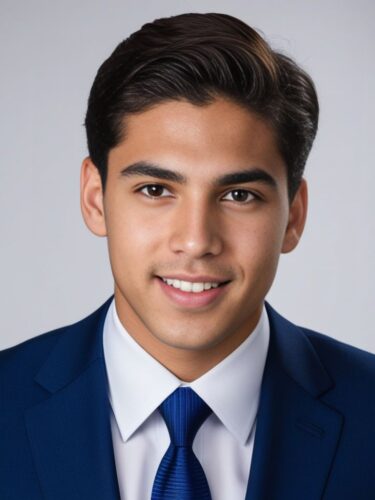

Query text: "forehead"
[109, 97, 286, 183]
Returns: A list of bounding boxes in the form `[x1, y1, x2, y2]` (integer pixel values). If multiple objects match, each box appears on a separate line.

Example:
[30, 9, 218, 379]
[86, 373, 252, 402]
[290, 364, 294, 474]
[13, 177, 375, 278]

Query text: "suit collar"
[34, 296, 113, 394]
[264, 302, 334, 397]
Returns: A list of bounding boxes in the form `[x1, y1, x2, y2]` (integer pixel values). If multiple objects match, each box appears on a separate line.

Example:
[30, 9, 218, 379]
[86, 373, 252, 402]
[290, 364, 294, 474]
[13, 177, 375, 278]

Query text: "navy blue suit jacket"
[1, 296, 375, 499]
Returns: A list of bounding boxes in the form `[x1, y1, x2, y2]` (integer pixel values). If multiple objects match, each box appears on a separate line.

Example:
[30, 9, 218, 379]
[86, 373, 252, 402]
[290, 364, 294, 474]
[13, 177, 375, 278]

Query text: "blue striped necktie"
[151, 387, 213, 500]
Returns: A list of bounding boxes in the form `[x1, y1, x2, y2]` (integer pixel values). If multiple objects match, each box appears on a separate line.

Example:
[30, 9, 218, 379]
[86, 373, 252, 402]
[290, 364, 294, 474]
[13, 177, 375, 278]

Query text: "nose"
[168, 197, 223, 258]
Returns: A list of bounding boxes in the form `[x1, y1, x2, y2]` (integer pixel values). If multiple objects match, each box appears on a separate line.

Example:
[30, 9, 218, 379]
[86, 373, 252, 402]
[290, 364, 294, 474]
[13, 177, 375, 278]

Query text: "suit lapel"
[246, 304, 343, 500]
[24, 297, 121, 500]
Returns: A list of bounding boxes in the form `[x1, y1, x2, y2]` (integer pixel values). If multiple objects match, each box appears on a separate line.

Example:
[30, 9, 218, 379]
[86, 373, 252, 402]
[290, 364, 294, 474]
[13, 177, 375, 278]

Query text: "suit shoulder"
[0, 325, 66, 380]
[0, 297, 112, 372]
[0, 297, 112, 378]
[302, 326, 375, 382]
[0, 326, 68, 417]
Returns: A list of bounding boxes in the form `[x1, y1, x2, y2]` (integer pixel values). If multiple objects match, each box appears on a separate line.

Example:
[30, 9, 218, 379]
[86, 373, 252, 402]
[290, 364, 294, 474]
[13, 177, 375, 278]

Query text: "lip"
[156, 276, 230, 309]
[157, 274, 230, 283]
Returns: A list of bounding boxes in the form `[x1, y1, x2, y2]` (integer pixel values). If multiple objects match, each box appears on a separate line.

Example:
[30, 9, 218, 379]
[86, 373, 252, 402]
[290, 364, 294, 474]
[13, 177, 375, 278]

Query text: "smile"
[161, 278, 223, 293]
[156, 276, 231, 308]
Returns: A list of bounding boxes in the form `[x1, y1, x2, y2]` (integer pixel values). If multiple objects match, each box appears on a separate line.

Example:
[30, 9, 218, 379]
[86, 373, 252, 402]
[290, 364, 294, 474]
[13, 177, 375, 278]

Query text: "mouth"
[157, 276, 230, 292]
[155, 276, 231, 308]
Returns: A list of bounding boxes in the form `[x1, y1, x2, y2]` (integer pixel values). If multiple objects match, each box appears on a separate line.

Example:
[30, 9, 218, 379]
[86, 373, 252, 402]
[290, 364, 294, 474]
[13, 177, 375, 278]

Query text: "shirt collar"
[103, 298, 269, 446]
[190, 308, 269, 444]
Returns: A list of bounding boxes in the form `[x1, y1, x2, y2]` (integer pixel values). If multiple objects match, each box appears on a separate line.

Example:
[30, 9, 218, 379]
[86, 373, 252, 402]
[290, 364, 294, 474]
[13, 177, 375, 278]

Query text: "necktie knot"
[159, 387, 212, 447]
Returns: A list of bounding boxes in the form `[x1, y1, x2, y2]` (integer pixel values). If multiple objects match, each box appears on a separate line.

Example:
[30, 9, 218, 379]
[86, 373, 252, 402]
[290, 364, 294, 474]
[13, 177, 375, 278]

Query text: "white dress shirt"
[103, 298, 269, 500]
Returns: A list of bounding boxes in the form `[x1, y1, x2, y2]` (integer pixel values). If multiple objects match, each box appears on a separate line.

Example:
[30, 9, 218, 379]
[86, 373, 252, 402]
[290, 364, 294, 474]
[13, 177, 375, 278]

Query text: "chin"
[158, 332, 223, 352]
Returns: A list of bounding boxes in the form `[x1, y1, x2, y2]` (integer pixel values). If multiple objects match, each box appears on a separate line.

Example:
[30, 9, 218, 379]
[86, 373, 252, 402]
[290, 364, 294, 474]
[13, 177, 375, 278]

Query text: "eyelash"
[136, 184, 260, 204]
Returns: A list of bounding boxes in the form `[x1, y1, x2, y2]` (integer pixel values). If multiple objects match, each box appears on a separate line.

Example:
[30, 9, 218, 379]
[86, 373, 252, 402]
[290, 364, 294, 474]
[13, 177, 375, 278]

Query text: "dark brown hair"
[85, 12, 319, 201]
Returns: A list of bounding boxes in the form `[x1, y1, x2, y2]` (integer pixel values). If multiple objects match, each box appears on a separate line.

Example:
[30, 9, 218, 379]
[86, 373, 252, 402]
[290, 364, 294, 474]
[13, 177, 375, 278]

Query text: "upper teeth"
[162, 278, 220, 293]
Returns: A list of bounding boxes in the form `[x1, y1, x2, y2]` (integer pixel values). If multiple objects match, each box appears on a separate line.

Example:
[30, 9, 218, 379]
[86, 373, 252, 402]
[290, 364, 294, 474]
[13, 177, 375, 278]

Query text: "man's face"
[81, 97, 306, 365]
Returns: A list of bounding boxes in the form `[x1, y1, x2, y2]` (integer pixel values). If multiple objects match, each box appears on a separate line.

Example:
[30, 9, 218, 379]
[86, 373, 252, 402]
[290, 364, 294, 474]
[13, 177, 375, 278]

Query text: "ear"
[281, 178, 308, 253]
[80, 157, 107, 237]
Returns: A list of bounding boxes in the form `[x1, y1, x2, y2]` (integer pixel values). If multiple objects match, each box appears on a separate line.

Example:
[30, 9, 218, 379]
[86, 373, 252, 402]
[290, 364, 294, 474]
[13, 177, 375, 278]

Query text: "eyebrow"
[120, 161, 278, 189]
[120, 162, 185, 183]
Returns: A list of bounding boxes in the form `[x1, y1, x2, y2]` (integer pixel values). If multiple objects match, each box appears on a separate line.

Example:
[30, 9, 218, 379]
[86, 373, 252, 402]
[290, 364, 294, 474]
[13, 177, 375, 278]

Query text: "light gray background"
[1, 0, 374, 352]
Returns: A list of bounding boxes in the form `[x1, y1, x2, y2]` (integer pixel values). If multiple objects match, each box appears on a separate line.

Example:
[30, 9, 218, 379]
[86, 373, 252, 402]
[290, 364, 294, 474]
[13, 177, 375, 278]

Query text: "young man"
[1, 12, 374, 500]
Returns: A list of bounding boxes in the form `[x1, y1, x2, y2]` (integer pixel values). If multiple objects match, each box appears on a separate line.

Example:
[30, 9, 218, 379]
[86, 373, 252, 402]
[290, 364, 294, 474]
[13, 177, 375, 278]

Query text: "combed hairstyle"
[85, 12, 319, 201]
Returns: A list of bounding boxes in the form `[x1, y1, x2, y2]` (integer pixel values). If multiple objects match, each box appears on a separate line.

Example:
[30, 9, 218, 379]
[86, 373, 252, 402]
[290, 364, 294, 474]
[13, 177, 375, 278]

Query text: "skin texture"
[80, 97, 307, 381]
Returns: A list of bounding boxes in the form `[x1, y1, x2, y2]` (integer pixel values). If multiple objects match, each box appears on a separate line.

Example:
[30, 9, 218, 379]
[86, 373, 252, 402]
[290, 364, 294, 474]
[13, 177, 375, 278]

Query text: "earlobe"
[281, 179, 308, 254]
[80, 157, 107, 237]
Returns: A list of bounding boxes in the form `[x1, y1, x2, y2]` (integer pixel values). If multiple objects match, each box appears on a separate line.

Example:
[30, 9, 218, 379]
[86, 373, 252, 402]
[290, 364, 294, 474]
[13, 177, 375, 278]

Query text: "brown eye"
[223, 189, 256, 203]
[139, 184, 171, 198]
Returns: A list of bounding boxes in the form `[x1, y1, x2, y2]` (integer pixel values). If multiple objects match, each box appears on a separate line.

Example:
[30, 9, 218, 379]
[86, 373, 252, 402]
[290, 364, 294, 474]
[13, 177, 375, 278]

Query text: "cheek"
[105, 205, 164, 270]
[232, 214, 286, 273]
